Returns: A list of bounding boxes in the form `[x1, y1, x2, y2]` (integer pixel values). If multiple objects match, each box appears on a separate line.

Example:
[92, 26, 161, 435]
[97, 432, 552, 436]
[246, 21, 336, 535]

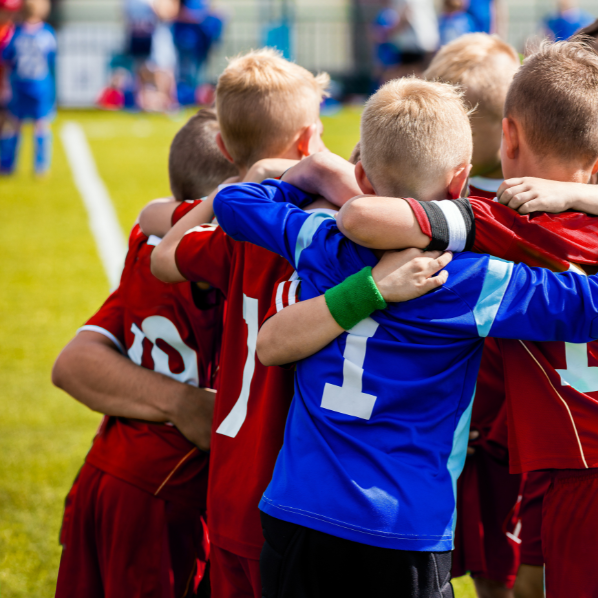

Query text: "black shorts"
[260, 511, 454, 598]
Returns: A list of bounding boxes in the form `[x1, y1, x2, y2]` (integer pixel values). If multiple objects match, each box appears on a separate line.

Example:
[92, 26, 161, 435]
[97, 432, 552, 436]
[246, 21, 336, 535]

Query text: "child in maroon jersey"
[272, 40, 598, 598]
[53, 109, 236, 598]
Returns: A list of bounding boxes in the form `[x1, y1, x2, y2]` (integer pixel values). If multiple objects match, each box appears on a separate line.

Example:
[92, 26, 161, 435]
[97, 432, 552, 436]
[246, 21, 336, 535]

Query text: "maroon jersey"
[82, 222, 224, 508]
[408, 195, 598, 473]
[175, 216, 295, 559]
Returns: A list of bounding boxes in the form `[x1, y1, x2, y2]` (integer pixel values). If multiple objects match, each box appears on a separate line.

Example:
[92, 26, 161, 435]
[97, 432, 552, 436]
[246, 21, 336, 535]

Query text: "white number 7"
[217, 294, 259, 438]
[556, 342, 598, 393]
[321, 317, 379, 420]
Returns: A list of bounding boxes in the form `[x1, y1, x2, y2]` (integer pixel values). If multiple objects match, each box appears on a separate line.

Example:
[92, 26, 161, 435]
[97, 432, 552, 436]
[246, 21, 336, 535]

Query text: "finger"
[467, 447, 475, 456]
[497, 183, 528, 205]
[469, 430, 480, 440]
[419, 250, 444, 260]
[518, 199, 544, 215]
[420, 252, 452, 277]
[497, 178, 525, 199]
[506, 191, 537, 211]
[418, 270, 448, 293]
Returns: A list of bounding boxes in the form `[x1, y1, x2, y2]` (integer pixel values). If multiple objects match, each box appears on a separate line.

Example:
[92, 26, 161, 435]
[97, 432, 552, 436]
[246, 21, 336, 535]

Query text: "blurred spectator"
[438, 0, 477, 46]
[372, 0, 439, 81]
[545, 0, 594, 41]
[0, 0, 21, 133]
[172, 0, 224, 105]
[465, 0, 507, 37]
[1, 0, 56, 175]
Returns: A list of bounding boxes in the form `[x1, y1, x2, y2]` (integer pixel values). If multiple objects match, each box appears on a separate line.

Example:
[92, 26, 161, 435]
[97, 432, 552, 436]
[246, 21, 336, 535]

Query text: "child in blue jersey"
[1, 0, 55, 175]
[211, 77, 598, 598]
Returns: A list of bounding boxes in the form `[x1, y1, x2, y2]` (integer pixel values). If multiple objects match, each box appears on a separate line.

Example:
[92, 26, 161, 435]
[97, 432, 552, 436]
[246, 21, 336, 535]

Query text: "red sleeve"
[172, 199, 203, 226]
[469, 197, 572, 271]
[261, 272, 301, 327]
[175, 225, 234, 295]
[80, 287, 126, 354]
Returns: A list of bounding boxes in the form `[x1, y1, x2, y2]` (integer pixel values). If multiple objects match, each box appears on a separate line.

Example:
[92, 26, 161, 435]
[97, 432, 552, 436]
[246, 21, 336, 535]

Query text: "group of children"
[0, 0, 55, 175]
[53, 31, 598, 598]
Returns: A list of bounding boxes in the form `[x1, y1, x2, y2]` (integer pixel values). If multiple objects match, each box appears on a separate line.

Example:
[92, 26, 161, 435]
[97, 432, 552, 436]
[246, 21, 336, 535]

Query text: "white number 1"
[217, 294, 259, 438]
[321, 317, 379, 420]
[556, 342, 598, 393]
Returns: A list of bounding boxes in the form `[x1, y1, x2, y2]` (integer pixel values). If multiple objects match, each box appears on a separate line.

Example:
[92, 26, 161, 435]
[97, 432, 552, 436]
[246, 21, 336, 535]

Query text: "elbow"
[51, 354, 66, 389]
[151, 246, 176, 283]
[256, 333, 278, 367]
[337, 202, 372, 246]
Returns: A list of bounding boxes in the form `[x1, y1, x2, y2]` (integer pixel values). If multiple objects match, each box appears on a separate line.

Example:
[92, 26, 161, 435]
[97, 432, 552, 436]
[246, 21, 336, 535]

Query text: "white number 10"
[321, 317, 379, 420]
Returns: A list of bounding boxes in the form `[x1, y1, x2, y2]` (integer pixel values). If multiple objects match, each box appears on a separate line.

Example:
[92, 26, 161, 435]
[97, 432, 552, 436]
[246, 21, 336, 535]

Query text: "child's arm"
[336, 196, 431, 250]
[257, 248, 452, 366]
[497, 177, 598, 215]
[138, 197, 178, 237]
[53, 334, 215, 450]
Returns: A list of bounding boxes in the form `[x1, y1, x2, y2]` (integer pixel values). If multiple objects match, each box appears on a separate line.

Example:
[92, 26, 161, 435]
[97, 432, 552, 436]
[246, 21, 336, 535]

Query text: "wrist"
[325, 267, 387, 330]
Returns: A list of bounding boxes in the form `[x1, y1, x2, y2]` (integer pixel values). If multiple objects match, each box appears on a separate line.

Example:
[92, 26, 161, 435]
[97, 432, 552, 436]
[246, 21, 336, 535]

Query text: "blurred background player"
[53, 109, 236, 598]
[0, 0, 55, 175]
[438, 0, 477, 46]
[0, 0, 20, 136]
[544, 0, 593, 41]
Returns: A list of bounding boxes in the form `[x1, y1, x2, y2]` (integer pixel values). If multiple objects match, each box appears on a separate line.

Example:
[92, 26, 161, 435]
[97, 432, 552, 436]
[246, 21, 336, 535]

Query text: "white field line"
[60, 121, 127, 289]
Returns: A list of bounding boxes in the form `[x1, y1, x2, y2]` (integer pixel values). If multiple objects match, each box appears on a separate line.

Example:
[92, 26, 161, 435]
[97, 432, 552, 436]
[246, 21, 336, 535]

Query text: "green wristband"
[324, 266, 387, 331]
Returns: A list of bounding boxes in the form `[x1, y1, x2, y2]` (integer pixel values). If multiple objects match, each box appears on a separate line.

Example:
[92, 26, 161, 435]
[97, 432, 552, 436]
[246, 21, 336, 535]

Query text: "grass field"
[0, 108, 476, 597]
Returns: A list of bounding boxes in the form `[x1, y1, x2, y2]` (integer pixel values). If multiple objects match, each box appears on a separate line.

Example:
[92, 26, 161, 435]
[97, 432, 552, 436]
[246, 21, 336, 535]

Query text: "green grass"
[0, 108, 476, 598]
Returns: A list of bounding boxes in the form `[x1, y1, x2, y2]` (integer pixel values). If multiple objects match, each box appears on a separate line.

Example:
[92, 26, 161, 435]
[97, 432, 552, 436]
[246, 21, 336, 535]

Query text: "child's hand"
[372, 248, 452, 303]
[244, 159, 298, 183]
[497, 177, 583, 214]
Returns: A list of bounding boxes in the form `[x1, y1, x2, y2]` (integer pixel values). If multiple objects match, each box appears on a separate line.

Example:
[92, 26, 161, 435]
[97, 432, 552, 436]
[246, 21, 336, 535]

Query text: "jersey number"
[217, 294, 259, 438]
[128, 315, 198, 386]
[321, 318, 379, 420]
[556, 342, 598, 393]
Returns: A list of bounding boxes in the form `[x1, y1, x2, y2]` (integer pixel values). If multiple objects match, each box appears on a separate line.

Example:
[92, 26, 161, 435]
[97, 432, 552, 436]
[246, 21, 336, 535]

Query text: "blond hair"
[505, 40, 598, 167]
[216, 48, 329, 168]
[360, 78, 472, 197]
[425, 33, 519, 121]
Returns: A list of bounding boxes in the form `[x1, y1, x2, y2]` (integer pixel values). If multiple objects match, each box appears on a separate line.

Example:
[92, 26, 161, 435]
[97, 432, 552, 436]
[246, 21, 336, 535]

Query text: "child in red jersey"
[0, 0, 20, 135]
[53, 109, 237, 598]
[273, 40, 598, 598]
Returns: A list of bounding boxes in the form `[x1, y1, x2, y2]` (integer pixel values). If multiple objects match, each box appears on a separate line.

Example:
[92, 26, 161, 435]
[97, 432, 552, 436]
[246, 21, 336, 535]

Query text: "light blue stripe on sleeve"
[294, 211, 335, 266]
[473, 257, 514, 337]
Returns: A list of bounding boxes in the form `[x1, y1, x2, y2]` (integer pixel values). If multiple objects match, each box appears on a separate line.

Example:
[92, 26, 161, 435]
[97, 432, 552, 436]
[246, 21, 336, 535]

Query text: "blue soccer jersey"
[213, 180, 598, 552]
[2, 22, 56, 119]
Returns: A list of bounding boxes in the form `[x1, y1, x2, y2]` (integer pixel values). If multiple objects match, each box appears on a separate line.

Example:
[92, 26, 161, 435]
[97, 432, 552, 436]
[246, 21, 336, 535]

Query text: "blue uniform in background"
[1, 22, 56, 174]
[213, 180, 598, 553]
[439, 11, 477, 46]
[545, 8, 594, 41]
[466, 0, 493, 33]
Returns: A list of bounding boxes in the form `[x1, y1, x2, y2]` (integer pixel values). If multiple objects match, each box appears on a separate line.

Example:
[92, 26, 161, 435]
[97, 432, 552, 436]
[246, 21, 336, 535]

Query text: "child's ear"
[501, 117, 519, 161]
[216, 132, 235, 164]
[296, 123, 319, 158]
[355, 161, 376, 195]
[447, 163, 472, 199]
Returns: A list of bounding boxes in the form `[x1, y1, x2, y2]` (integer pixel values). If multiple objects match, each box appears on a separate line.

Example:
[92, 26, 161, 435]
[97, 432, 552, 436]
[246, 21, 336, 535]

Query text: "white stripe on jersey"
[275, 271, 300, 312]
[432, 200, 467, 252]
[78, 325, 126, 355]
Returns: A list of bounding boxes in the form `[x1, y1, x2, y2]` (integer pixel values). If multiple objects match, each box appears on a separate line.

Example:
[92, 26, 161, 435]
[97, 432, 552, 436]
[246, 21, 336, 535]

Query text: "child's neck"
[25, 18, 44, 26]
[510, 156, 592, 184]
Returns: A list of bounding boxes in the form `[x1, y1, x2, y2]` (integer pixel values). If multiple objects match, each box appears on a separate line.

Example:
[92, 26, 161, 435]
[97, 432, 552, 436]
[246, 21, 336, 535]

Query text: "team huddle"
[53, 32, 598, 598]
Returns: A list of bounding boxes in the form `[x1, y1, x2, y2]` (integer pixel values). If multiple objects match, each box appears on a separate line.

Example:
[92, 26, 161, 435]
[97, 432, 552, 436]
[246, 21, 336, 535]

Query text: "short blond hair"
[361, 78, 472, 197]
[425, 33, 519, 121]
[505, 40, 598, 167]
[216, 48, 329, 168]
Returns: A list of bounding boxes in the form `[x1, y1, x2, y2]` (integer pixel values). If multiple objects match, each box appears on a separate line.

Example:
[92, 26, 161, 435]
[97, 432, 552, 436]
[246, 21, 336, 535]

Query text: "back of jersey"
[84, 224, 224, 508]
[175, 226, 295, 559]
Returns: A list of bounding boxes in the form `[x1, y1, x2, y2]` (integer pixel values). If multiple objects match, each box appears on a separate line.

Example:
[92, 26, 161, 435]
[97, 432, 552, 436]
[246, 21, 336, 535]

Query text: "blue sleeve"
[472, 257, 598, 342]
[213, 180, 319, 268]
[2, 33, 16, 64]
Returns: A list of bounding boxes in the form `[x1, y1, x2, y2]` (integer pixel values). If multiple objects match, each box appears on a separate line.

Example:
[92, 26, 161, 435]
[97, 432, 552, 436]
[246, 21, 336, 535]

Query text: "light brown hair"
[424, 33, 519, 121]
[360, 77, 472, 197]
[215, 48, 329, 168]
[505, 40, 598, 166]
[168, 108, 237, 200]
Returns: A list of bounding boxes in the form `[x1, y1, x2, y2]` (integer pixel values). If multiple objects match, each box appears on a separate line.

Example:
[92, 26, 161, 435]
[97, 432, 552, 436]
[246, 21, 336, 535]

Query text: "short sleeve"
[261, 271, 301, 327]
[79, 288, 126, 354]
[175, 224, 234, 295]
[172, 199, 204, 226]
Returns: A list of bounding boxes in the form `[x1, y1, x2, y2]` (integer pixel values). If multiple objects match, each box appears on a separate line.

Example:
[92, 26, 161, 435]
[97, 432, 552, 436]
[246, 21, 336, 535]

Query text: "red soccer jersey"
[82, 223, 224, 508]
[175, 219, 295, 559]
[408, 195, 598, 473]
